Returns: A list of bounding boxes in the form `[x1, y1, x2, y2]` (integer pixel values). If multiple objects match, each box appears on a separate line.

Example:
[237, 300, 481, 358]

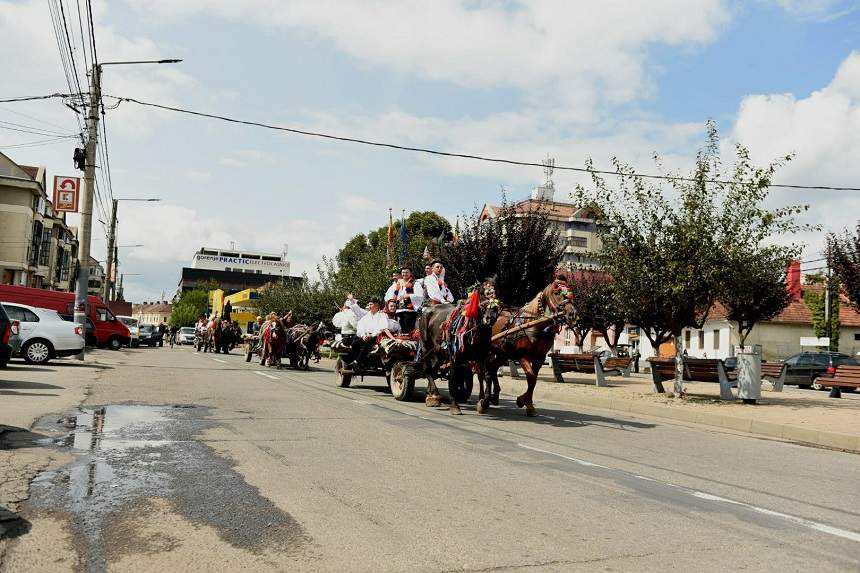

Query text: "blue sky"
[2, 0, 859, 301]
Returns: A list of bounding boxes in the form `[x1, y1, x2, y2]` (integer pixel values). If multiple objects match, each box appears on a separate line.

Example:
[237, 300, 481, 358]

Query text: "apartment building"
[0, 152, 79, 291]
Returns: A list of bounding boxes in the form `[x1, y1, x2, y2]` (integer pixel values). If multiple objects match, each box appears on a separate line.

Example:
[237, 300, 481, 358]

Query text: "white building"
[190, 246, 290, 276]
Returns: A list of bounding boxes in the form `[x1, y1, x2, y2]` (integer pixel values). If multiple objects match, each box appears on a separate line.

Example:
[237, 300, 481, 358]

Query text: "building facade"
[132, 302, 173, 325]
[0, 152, 79, 291]
[178, 246, 299, 294]
[479, 171, 602, 270]
[87, 256, 105, 297]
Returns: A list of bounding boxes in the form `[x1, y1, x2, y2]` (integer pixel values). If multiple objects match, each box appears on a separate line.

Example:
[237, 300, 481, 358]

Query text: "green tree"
[803, 274, 840, 351]
[576, 122, 807, 395]
[721, 249, 797, 348]
[828, 224, 860, 312]
[569, 271, 628, 354]
[169, 281, 217, 327]
[442, 195, 564, 306]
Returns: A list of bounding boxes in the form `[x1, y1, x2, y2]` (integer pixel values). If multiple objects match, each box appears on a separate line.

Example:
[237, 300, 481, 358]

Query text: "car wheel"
[23, 339, 53, 364]
[811, 379, 828, 391]
[107, 337, 122, 351]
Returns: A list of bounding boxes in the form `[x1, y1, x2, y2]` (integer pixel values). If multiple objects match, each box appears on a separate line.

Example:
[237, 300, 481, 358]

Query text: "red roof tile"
[708, 286, 860, 327]
[20, 165, 39, 180]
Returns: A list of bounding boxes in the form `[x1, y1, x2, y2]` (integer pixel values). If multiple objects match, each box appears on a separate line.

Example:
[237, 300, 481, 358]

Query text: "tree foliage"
[568, 271, 628, 352]
[721, 247, 796, 347]
[169, 280, 217, 327]
[828, 224, 860, 312]
[803, 274, 840, 351]
[442, 196, 564, 307]
[575, 121, 807, 394]
[260, 211, 452, 325]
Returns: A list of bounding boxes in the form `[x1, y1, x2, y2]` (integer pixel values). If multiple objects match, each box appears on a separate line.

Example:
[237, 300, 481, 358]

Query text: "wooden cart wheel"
[390, 361, 415, 401]
[336, 357, 352, 388]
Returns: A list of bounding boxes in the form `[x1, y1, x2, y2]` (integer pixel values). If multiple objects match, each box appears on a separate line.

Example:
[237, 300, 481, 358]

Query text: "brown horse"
[475, 279, 576, 416]
[418, 297, 501, 415]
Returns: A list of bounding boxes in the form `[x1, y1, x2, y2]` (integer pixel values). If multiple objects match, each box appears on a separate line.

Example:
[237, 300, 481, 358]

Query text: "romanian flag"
[386, 209, 394, 268]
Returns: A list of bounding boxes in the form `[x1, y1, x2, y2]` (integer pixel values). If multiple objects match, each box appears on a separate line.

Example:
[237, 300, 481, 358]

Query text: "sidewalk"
[499, 369, 860, 453]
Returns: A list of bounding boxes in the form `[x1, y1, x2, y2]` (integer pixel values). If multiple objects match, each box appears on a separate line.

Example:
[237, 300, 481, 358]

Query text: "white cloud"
[731, 51, 860, 255]
[126, 0, 731, 116]
[767, 0, 860, 19]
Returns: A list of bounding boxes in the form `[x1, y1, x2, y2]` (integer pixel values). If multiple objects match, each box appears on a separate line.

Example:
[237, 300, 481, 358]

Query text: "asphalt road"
[3, 345, 860, 572]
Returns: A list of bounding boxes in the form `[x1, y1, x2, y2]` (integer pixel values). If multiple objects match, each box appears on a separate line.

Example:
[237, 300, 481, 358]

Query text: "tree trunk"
[674, 336, 685, 396]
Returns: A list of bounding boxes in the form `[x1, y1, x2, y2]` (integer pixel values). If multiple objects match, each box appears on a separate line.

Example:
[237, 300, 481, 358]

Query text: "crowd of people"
[332, 260, 456, 368]
[193, 314, 243, 354]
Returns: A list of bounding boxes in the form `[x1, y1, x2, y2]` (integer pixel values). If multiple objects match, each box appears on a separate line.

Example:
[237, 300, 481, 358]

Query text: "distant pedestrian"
[632, 349, 640, 373]
[157, 321, 167, 347]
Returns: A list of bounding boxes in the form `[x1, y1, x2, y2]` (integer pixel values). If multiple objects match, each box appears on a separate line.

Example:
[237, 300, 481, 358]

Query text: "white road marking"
[212, 358, 227, 364]
[689, 492, 860, 544]
[519, 443, 610, 469]
[353, 400, 371, 405]
[253, 371, 279, 380]
[519, 443, 860, 545]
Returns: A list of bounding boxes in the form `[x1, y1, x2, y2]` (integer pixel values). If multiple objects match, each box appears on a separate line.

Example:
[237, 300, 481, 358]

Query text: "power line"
[0, 94, 75, 104]
[57, 0, 86, 104]
[0, 122, 77, 138]
[0, 105, 76, 132]
[0, 136, 78, 149]
[106, 94, 860, 192]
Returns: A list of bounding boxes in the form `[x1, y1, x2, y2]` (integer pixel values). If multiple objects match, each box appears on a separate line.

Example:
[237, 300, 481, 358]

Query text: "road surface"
[2, 345, 859, 572]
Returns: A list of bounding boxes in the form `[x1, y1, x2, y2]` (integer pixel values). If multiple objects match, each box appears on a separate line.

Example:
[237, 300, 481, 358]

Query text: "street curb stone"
[500, 381, 860, 454]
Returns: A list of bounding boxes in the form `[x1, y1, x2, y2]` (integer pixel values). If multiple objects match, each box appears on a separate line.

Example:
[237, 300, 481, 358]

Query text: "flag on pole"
[386, 209, 395, 268]
[422, 245, 431, 261]
[453, 215, 460, 245]
[399, 210, 408, 266]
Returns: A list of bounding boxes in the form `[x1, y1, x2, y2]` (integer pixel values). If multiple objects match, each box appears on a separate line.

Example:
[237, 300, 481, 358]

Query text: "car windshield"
[180, 327, 195, 334]
[119, 317, 138, 327]
[833, 355, 858, 366]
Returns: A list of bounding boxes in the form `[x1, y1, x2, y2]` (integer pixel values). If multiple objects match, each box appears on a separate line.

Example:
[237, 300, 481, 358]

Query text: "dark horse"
[475, 279, 577, 416]
[418, 296, 501, 415]
[285, 322, 327, 369]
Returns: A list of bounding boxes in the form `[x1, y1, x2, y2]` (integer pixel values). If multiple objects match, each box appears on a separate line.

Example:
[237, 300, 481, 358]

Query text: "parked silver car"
[1, 302, 85, 364]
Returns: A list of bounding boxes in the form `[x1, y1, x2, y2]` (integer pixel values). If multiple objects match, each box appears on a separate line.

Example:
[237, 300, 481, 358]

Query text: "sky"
[2, 0, 860, 301]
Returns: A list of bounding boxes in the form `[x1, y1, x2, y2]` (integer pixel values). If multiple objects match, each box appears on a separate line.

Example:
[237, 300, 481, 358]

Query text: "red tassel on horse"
[463, 289, 480, 319]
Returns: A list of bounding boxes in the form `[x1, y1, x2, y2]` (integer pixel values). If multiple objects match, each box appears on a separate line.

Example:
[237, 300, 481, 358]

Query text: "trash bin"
[736, 351, 761, 404]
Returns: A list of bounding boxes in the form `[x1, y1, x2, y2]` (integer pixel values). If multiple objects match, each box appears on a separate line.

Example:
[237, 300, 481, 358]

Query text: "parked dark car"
[781, 351, 858, 390]
[0, 304, 13, 368]
[139, 324, 156, 347]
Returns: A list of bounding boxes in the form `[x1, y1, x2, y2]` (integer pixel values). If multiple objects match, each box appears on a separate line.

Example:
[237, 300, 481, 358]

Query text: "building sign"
[192, 254, 289, 270]
[800, 336, 830, 347]
[52, 176, 81, 212]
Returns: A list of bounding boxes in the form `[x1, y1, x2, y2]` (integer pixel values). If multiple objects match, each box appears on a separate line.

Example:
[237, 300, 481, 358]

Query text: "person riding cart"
[385, 266, 423, 332]
[346, 298, 399, 369]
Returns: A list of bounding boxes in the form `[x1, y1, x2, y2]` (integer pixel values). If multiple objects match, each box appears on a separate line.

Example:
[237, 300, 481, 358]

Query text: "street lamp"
[74, 57, 179, 359]
[104, 198, 160, 301]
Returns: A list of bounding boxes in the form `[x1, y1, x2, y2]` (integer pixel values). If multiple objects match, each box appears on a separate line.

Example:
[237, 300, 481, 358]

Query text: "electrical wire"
[0, 94, 75, 104]
[106, 94, 860, 192]
[0, 122, 77, 138]
[0, 136, 78, 149]
[0, 105, 75, 132]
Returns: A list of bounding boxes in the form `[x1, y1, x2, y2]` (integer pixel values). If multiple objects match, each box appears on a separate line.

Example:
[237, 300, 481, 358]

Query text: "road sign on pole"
[52, 176, 81, 212]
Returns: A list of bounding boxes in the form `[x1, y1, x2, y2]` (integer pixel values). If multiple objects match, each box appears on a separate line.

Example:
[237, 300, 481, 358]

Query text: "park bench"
[812, 364, 860, 398]
[648, 357, 737, 399]
[760, 362, 787, 392]
[549, 352, 631, 387]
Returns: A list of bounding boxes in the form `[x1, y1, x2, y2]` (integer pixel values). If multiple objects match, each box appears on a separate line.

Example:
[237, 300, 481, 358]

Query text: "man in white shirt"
[424, 260, 454, 305]
[332, 303, 358, 342]
[385, 266, 423, 331]
[349, 298, 398, 367]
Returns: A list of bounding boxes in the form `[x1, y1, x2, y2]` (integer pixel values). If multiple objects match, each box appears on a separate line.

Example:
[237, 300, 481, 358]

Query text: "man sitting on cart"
[385, 266, 423, 332]
[347, 297, 400, 368]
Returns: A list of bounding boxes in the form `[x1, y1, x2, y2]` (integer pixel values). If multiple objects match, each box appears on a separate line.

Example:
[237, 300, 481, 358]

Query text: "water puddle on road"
[17, 404, 307, 572]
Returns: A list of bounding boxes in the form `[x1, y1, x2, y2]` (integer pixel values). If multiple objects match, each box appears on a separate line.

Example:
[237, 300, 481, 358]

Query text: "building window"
[29, 221, 43, 266]
[60, 251, 70, 281]
[713, 330, 720, 350]
[568, 236, 587, 249]
[684, 330, 691, 348]
[698, 330, 704, 350]
[39, 228, 51, 266]
[855, 333, 860, 342]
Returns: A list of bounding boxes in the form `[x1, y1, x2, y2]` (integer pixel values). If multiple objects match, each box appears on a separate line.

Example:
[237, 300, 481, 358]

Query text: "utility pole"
[72, 64, 101, 360]
[103, 198, 117, 301]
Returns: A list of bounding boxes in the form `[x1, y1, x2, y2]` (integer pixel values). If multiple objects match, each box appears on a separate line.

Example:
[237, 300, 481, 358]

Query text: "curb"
[500, 381, 860, 454]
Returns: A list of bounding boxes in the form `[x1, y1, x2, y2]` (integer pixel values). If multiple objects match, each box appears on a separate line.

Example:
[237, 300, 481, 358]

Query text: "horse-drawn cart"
[333, 336, 473, 403]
